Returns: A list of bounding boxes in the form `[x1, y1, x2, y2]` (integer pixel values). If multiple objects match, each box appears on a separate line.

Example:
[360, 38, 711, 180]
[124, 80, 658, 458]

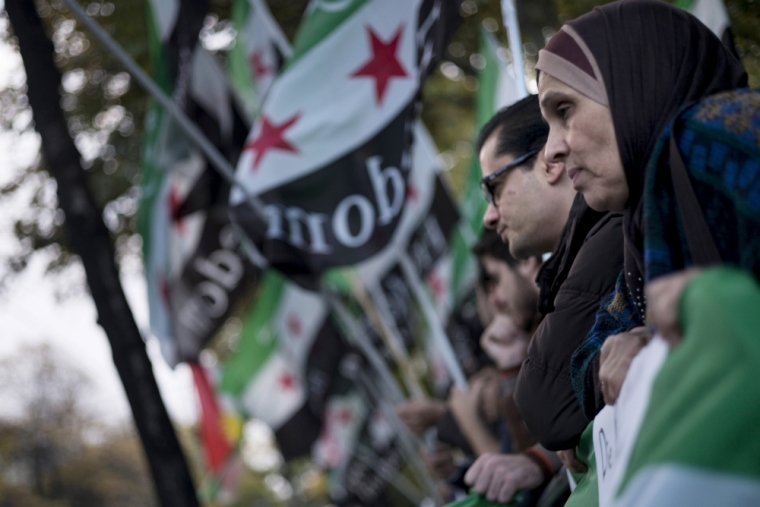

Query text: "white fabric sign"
[595, 336, 670, 507]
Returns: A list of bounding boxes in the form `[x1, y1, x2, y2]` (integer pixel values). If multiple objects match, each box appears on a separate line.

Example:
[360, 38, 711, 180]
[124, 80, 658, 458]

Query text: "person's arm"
[395, 398, 447, 435]
[448, 378, 501, 456]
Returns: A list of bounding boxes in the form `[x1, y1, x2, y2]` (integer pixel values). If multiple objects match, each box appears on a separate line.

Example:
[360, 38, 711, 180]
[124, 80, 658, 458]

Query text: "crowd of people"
[396, 0, 760, 505]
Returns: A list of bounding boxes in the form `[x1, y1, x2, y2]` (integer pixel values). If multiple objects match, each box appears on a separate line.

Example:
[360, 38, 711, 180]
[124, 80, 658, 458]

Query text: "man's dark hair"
[475, 94, 548, 165]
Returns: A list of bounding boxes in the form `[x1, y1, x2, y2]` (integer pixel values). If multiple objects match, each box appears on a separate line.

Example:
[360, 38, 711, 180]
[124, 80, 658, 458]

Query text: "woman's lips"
[567, 166, 582, 186]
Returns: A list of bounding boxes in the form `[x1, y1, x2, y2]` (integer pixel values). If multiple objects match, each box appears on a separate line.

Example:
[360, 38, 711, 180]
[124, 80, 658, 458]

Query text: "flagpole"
[356, 371, 444, 505]
[352, 277, 427, 399]
[324, 290, 407, 404]
[501, 0, 528, 98]
[59, 0, 268, 220]
[399, 253, 469, 391]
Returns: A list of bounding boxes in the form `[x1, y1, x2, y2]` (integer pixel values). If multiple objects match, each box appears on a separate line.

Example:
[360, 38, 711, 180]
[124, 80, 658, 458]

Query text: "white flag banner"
[594, 336, 670, 507]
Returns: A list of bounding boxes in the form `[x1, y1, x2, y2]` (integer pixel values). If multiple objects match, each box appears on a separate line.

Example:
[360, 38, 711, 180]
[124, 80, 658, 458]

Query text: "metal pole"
[59, 0, 268, 219]
[501, 0, 528, 98]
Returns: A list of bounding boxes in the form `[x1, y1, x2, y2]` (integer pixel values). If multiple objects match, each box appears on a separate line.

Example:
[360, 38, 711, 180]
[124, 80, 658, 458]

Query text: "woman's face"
[539, 73, 629, 212]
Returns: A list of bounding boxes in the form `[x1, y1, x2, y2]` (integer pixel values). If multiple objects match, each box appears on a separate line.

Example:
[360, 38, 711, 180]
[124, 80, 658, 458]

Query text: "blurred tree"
[0, 344, 158, 507]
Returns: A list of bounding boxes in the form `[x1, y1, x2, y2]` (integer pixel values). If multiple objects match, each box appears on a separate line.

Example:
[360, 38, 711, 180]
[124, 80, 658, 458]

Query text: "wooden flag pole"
[350, 275, 427, 399]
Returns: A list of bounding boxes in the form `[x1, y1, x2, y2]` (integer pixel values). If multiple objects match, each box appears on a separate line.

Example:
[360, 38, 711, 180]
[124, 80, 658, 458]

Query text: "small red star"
[428, 272, 445, 299]
[406, 183, 418, 202]
[286, 314, 302, 337]
[278, 373, 297, 391]
[350, 24, 408, 105]
[337, 408, 354, 425]
[249, 49, 272, 79]
[244, 113, 301, 170]
[168, 186, 184, 233]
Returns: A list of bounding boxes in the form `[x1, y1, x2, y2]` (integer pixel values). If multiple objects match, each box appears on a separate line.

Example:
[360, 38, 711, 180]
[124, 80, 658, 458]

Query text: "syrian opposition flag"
[678, 0, 739, 57]
[139, 0, 259, 365]
[217, 270, 347, 460]
[228, 0, 292, 116]
[230, 0, 458, 288]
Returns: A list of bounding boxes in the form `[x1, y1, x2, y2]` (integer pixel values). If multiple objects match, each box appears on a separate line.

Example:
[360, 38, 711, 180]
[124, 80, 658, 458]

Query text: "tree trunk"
[5, 2, 200, 507]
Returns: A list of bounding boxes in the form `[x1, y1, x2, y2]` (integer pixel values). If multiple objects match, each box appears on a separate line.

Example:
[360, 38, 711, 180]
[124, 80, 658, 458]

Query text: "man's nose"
[482, 203, 499, 230]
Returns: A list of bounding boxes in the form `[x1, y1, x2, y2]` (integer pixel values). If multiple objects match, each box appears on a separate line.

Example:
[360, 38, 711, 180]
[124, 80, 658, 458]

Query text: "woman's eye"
[557, 104, 570, 119]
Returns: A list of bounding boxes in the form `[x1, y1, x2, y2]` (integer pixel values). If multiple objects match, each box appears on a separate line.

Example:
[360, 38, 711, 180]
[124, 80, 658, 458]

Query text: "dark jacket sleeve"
[514, 214, 623, 451]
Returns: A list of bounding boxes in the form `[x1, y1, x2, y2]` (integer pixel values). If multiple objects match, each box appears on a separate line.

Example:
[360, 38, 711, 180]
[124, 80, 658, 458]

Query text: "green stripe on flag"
[228, 0, 256, 113]
[287, 0, 370, 68]
[619, 267, 760, 498]
[219, 270, 288, 396]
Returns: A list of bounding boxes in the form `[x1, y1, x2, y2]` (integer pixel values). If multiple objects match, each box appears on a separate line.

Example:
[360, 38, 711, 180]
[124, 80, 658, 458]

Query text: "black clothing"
[514, 194, 623, 450]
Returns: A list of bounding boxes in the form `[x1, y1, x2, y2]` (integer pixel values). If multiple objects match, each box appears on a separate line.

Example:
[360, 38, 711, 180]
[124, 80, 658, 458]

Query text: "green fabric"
[219, 270, 287, 395]
[444, 489, 529, 507]
[565, 422, 599, 507]
[287, 0, 369, 69]
[228, 0, 257, 114]
[618, 266, 760, 495]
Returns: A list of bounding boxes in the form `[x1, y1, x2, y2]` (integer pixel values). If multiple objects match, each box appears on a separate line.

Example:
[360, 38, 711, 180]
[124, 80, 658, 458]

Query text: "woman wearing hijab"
[537, 0, 747, 415]
[534, 0, 756, 504]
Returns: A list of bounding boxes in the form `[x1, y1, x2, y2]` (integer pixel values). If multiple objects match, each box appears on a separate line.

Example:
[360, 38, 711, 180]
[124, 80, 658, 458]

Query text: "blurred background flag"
[677, 0, 739, 57]
[140, 0, 260, 365]
[230, 0, 459, 287]
[228, 0, 292, 115]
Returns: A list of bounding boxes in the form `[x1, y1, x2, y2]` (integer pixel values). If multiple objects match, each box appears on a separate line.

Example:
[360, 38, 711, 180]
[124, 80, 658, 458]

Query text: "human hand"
[421, 443, 456, 480]
[463, 453, 544, 504]
[480, 314, 530, 371]
[599, 326, 650, 405]
[556, 448, 587, 473]
[645, 268, 701, 347]
[395, 398, 446, 435]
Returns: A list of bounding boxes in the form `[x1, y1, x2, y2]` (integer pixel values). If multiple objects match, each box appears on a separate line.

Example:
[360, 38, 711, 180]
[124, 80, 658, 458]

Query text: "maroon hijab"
[541, 0, 747, 307]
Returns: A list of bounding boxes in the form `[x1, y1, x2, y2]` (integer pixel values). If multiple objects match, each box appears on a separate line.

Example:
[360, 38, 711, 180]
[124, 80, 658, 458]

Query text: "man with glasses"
[463, 95, 624, 504]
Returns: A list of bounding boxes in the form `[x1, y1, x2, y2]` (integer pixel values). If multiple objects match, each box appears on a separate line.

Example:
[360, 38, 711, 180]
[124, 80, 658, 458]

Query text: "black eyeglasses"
[480, 148, 540, 206]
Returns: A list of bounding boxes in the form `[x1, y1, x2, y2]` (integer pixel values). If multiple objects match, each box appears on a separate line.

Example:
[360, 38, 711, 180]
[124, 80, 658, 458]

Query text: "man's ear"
[516, 256, 542, 280]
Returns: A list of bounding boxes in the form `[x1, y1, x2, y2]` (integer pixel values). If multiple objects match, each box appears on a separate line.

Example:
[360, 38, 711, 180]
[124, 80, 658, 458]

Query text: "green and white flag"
[678, 0, 738, 56]
[229, 0, 458, 287]
[228, 0, 292, 116]
[140, 0, 258, 365]
[218, 269, 347, 459]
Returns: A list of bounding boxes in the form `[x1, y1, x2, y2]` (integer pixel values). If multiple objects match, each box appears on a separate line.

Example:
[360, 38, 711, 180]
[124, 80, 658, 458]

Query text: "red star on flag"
[278, 372, 297, 391]
[249, 48, 272, 79]
[286, 314, 302, 337]
[168, 186, 185, 233]
[350, 24, 408, 105]
[428, 272, 445, 299]
[406, 183, 418, 202]
[244, 113, 301, 170]
[337, 408, 354, 425]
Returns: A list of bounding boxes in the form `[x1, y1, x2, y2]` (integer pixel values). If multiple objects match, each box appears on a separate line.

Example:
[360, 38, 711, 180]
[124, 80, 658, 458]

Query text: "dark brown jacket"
[514, 194, 623, 451]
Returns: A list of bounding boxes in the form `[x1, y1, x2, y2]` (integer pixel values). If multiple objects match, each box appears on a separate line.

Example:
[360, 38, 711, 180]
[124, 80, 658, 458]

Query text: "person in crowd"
[464, 93, 624, 503]
[537, 0, 747, 412]
[536, 0, 751, 503]
[397, 229, 562, 504]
